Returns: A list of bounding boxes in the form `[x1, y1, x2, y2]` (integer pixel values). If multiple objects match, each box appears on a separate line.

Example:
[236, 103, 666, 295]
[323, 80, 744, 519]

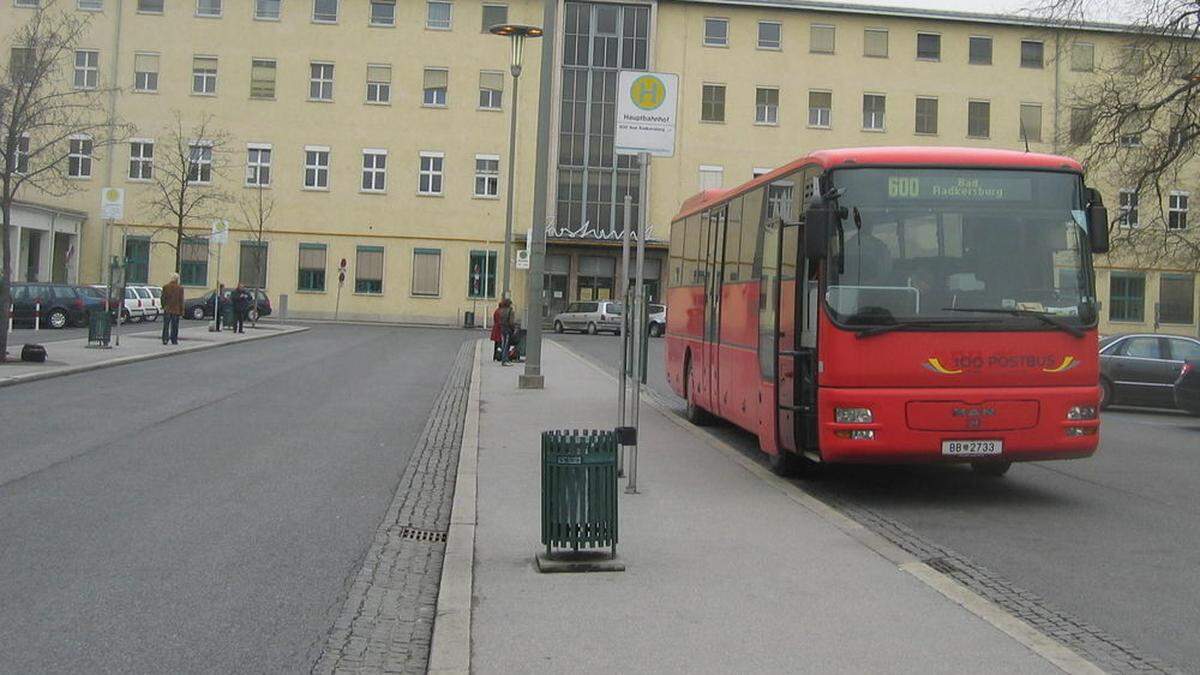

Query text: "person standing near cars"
[497, 298, 516, 366]
[161, 273, 184, 345]
[232, 284, 250, 334]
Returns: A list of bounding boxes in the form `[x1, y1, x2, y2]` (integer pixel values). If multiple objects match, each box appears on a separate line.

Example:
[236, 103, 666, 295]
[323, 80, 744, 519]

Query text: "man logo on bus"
[630, 75, 666, 111]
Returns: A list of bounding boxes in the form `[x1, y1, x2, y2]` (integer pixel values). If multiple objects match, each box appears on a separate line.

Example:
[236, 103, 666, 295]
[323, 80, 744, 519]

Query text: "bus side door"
[703, 207, 727, 413]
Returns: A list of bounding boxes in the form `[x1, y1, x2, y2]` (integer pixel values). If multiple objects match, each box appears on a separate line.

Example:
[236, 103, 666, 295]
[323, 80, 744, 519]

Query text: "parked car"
[648, 303, 666, 337]
[1099, 333, 1200, 409]
[91, 285, 150, 323]
[1175, 360, 1200, 416]
[77, 285, 124, 321]
[8, 282, 90, 329]
[183, 289, 272, 321]
[552, 300, 623, 335]
[130, 286, 160, 322]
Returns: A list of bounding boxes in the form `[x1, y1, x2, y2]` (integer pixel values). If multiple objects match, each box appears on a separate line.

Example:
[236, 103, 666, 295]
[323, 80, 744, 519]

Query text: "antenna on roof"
[1019, 116, 1030, 153]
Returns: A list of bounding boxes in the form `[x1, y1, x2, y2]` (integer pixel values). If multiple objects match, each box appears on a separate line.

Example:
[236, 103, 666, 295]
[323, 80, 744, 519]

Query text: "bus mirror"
[1085, 187, 1109, 254]
[804, 205, 832, 259]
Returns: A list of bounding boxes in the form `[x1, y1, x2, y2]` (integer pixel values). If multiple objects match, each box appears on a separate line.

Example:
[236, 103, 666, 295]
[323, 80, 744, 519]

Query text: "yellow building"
[3, 0, 1196, 336]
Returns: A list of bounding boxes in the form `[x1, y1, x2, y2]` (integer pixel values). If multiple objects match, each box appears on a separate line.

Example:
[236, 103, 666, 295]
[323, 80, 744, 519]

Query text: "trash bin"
[514, 327, 527, 360]
[541, 429, 619, 558]
[464, 310, 476, 328]
[87, 310, 111, 346]
[221, 303, 235, 328]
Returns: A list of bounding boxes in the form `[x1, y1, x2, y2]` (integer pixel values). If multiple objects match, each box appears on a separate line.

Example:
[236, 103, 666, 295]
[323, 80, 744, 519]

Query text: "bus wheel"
[1099, 378, 1114, 410]
[768, 449, 798, 477]
[971, 461, 1011, 477]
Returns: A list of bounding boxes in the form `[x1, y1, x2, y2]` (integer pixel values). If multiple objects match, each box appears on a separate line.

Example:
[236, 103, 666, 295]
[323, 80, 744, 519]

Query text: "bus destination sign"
[886, 175, 1033, 201]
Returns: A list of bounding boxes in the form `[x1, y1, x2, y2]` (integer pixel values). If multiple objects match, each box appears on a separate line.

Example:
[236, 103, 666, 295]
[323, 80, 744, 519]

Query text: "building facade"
[3, 0, 1197, 336]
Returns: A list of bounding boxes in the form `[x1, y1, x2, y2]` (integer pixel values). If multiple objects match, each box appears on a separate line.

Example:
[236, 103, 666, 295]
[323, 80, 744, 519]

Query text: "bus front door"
[775, 221, 800, 451]
[703, 207, 726, 414]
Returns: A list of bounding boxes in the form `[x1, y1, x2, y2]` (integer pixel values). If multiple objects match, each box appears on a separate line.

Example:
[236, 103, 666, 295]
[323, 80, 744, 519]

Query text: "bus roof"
[673, 146, 1085, 222]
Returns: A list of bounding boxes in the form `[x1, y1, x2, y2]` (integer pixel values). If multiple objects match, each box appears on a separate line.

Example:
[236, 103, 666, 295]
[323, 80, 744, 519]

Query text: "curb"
[428, 339, 482, 675]
[0, 326, 310, 389]
[550, 338, 1104, 675]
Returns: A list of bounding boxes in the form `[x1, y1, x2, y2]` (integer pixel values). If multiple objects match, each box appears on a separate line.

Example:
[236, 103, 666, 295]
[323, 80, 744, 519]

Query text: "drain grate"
[399, 526, 448, 543]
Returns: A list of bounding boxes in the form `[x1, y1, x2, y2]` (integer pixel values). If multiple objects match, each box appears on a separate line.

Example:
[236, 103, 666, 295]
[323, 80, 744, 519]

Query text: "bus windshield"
[823, 168, 1096, 330]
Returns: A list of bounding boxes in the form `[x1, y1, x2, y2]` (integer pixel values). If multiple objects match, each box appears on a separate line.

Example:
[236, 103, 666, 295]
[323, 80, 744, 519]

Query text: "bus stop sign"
[615, 71, 679, 157]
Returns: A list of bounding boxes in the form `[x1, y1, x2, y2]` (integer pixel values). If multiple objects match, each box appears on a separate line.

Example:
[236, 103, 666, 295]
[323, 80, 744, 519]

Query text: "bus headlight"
[1066, 406, 1097, 420]
[835, 408, 874, 424]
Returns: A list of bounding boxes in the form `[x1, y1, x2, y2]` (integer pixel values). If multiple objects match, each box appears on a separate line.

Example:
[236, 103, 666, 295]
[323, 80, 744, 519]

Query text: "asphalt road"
[0, 324, 470, 673]
[553, 331, 1200, 671]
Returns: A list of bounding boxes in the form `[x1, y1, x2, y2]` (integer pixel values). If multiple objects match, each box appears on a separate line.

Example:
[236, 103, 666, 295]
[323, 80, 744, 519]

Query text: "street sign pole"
[99, 189, 124, 347]
[335, 258, 347, 321]
[627, 151, 649, 495]
[617, 194, 632, 476]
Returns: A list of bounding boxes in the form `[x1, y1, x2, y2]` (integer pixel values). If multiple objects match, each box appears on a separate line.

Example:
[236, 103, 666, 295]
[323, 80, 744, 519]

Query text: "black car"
[1099, 333, 1200, 409]
[8, 282, 90, 329]
[1175, 360, 1200, 416]
[183, 289, 272, 321]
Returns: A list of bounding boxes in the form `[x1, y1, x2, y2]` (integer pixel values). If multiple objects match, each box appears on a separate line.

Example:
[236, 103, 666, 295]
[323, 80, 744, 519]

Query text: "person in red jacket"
[490, 301, 504, 362]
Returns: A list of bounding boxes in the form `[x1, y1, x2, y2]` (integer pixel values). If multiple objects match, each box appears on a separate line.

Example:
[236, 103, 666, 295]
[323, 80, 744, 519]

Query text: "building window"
[1160, 274, 1196, 324]
[419, 152, 444, 195]
[297, 243, 327, 292]
[968, 100, 990, 138]
[309, 62, 334, 101]
[366, 64, 392, 104]
[1021, 40, 1044, 68]
[810, 24, 835, 53]
[1020, 103, 1042, 143]
[864, 28, 888, 57]
[808, 90, 832, 127]
[1071, 42, 1094, 72]
[577, 256, 616, 301]
[423, 68, 448, 106]
[133, 52, 159, 92]
[180, 237, 209, 286]
[427, 1, 452, 29]
[255, 0, 281, 20]
[78, 0, 104, 9]
[355, 246, 384, 294]
[704, 18, 728, 47]
[188, 142, 213, 183]
[468, 250, 497, 298]
[1109, 273, 1145, 322]
[755, 87, 779, 125]
[1070, 107, 1094, 144]
[1119, 118, 1144, 147]
[239, 241, 268, 288]
[916, 32, 940, 60]
[304, 146, 330, 189]
[192, 56, 217, 95]
[758, 21, 781, 50]
[137, 0, 163, 12]
[15, 0, 39, 6]
[479, 70, 503, 109]
[1169, 192, 1189, 230]
[246, 144, 271, 186]
[915, 96, 938, 134]
[361, 149, 387, 192]
[482, 4, 507, 32]
[129, 140, 154, 181]
[862, 93, 885, 130]
[313, 0, 338, 23]
[701, 84, 725, 122]
[74, 50, 99, 89]
[9, 47, 34, 84]
[250, 59, 276, 99]
[1118, 189, 1139, 227]
[370, 0, 395, 26]
[124, 237, 150, 284]
[196, 0, 221, 17]
[411, 249, 441, 297]
[474, 154, 499, 197]
[15, 134, 30, 174]
[68, 135, 92, 178]
[698, 165, 724, 191]
[969, 36, 992, 64]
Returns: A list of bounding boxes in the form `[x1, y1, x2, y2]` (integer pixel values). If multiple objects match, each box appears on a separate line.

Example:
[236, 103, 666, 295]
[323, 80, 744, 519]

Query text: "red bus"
[665, 147, 1109, 476]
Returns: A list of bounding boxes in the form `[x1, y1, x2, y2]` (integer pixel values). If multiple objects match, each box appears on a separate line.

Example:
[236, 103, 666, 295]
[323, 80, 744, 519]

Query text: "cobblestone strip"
[311, 340, 474, 675]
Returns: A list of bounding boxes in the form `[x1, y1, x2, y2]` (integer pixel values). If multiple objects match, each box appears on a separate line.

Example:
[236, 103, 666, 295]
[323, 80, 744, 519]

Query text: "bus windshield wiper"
[940, 307, 1085, 338]
[855, 318, 997, 339]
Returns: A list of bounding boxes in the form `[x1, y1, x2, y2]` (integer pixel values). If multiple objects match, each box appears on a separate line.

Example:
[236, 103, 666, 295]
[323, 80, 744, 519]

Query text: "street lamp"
[489, 23, 543, 302]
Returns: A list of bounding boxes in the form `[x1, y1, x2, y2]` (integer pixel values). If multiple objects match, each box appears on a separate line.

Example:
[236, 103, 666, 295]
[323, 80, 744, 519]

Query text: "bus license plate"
[941, 440, 1003, 457]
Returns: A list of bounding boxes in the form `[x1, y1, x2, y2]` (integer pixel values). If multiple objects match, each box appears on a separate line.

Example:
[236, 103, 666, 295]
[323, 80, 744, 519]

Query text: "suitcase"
[21, 343, 47, 363]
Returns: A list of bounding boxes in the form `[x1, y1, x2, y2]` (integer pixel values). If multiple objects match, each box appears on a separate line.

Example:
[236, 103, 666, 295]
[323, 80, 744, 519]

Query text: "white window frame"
[478, 70, 503, 110]
[423, 67, 449, 107]
[361, 148, 388, 193]
[133, 51, 159, 93]
[254, 0, 281, 20]
[916, 31, 941, 61]
[246, 143, 272, 187]
[68, 134, 93, 179]
[1169, 191, 1189, 230]
[309, 61, 335, 101]
[128, 138, 154, 182]
[862, 93, 886, 131]
[78, 0, 104, 11]
[366, 64, 392, 104]
[312, 0, 339, 23]
[304, 145, 331, 190]
[474, 153, 500, 198]
[188, 141, 213, 184]
[137, 0, 164, 13]
[426, 1, 452, 30]
[369, 0, 396, 26]
[703, 17, 729, 47]
[757, 21, 781, 50]
[1118, 189, 1139, 228]
[15, 134, 30, 175]
[250, 58, 277, 99]
[698, 164, 724, 191]
[755, 87, 779, 126]
[808, 89, 832, 128]
[192, 55, 218, 95]
[411, 248, 442, 298]
[196, 0, 222, 18]
[74, 49, 99, 90]
[419, 151, 445, 195]
[15, 0, 39, 7]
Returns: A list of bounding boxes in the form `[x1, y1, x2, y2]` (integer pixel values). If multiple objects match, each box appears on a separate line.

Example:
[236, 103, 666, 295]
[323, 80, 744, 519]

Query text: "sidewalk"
[464, 340, 1090, 674]
[0, 322, 308, 386]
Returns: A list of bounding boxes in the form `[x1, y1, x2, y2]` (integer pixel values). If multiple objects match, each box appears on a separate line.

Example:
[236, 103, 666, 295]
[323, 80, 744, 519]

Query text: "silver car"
[647, 303, 666, 337]
[552, 300, 623, 335]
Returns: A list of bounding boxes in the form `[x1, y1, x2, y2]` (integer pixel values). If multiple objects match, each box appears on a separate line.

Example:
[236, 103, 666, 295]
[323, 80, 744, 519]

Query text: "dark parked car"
[1099, 333, 1200, 409]
[1175, 360, 1200, 416]
[183, 289, 272, 321]
[8, 282, 90, 329]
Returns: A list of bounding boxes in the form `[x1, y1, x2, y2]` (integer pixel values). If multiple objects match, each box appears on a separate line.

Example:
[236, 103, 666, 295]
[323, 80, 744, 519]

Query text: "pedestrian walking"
[161, 272, 184, 345]
[490, 300, 504, 362]
[497, 298, 516, 366]
[233, 284, 250, 333]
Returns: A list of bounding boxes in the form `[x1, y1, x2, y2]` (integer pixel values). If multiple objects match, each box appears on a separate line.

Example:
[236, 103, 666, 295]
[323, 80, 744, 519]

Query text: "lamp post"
[489, 23, 543, 302]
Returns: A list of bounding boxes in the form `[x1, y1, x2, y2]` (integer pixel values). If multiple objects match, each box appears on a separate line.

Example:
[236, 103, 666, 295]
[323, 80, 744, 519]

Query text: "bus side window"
[682, 214, 701, 286]
[742, 186, 765, 282]
[724, 197, 743, 282]
[668, 215, 685, 287]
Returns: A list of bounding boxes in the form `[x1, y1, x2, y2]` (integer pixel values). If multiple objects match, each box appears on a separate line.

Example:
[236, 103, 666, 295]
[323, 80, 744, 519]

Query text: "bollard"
[34, 302, 40, 331]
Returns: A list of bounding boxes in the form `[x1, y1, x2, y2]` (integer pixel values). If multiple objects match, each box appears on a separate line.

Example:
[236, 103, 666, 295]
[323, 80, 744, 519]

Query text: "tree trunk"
[1, 196, 13, 362]
[174, 216, 183, 273]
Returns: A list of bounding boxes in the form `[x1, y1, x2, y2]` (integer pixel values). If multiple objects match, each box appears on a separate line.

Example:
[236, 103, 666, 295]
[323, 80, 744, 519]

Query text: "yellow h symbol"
[631, 76, 664, 110]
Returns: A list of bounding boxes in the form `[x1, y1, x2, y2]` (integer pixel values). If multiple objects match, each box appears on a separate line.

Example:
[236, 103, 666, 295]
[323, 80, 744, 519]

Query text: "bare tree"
[143, 110, 232, 274]
[0, 1, 131, 360]
[236, 176, 274, 327]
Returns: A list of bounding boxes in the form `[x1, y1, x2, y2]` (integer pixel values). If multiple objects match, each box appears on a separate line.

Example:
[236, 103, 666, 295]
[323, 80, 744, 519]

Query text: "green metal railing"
[541, 429, 619, 558]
